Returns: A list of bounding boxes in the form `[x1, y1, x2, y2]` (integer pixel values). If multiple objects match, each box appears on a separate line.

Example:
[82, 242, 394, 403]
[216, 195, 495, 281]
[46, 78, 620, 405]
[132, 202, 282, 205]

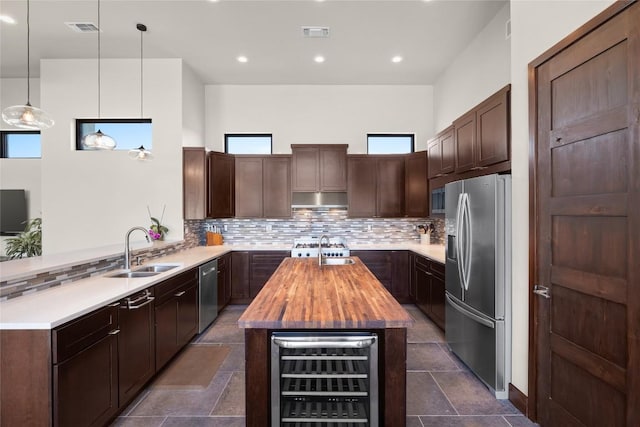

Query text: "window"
[0, 131, 41, 158]
[367, 134, 414, 154]
[76, 119, 152, 150]
[225, 134, 272, 154]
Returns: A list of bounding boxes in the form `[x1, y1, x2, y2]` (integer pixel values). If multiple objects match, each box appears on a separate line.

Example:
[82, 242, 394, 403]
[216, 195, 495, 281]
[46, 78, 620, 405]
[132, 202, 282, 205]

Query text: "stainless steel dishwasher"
[198, 259, 218, 333]
[271, 332, 379, 426]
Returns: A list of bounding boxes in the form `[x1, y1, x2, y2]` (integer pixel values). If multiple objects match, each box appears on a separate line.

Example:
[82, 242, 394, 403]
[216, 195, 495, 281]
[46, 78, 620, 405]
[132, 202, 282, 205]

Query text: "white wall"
[205, 85, 434, 154]
[182, 64, 205, 148]
[39, 58, 185, 254]
[433, 3, 511, 132]
[509, 0, 616, 395]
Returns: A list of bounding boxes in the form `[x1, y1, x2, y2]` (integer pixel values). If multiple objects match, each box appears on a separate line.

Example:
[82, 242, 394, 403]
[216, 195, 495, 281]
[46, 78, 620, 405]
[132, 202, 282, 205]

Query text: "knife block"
[206, 232, 224, 246]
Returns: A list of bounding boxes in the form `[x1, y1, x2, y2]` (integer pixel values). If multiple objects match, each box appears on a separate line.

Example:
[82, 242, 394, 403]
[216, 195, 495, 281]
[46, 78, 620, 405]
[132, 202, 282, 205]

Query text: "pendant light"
[81, 0, 116, 150]
[128, 23, 153, 161]
[2, 0, 54, 130]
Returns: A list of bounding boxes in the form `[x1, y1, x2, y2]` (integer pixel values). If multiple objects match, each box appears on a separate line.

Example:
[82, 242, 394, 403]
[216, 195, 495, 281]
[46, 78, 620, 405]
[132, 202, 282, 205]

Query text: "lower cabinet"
[350, 250, 411, 303]
[154, 268, 199, 371]
[413, 254, 445, 330]
[52, 305, 120, 427]
[118, 289, 156, 407]
[231, 251, 288, 302]
[217, 252, 232, 312]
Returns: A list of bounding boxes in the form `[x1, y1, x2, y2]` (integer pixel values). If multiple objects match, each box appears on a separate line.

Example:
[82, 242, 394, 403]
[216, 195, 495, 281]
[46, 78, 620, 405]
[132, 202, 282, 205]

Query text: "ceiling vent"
[302, 26, 330, 38]
[65, 22, 99, 33]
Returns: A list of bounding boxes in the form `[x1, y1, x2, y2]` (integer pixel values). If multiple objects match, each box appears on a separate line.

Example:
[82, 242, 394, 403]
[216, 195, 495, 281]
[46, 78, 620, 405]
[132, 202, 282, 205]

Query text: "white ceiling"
[0, 0, 507, 85]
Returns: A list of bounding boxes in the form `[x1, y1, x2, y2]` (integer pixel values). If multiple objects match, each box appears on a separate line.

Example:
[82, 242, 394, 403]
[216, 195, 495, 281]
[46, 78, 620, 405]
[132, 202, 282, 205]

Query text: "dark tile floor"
[113, 304, 538, 427]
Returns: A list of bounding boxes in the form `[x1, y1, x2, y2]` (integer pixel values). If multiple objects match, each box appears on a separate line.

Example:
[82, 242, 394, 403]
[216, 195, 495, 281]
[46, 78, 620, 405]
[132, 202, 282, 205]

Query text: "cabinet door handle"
[127, 296, 155, 309]
[108, 329, 121, 335]
[107, 302, 120, 307]
[174, 291, 186, 297]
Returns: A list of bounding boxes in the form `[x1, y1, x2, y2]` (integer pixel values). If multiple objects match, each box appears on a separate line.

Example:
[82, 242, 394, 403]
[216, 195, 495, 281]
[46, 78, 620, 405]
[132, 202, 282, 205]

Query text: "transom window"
[0, 131, 41, 158]
[225, 134, 272, 154]
[76, 119, 152, 150]
[367, 134, 414, 154]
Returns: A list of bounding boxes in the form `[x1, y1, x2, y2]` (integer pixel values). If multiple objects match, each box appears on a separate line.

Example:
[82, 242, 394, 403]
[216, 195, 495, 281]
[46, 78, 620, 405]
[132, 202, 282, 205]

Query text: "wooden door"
[347, 156, 377, 217]
[476, 86, 510, 168]
[249, 252, 288, 297]
[533, 3, 639, 426]
[176, 281, 198, 348]
[440, 127, 456, 175]
[154, 297, 178, 370]
[405, 151, 429, 217]
[454, 110, 476, 173]
[376, 156, 405, 218]
[263, 156, 291, 218]
[319, 146, 348, 191]
[427, 137, 442, 179]
[235, 157, 263, 218]
[207, 152, 235, 218]
[231, 251, 250, 302]
[183, 147, 206, 220]
[291, 146, 319, 191]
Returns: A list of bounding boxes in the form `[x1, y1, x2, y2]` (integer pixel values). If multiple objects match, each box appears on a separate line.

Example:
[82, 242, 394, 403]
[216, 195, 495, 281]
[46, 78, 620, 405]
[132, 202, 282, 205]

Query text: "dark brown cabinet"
[427, 126, 455, 178]
[454, 86, 510, 174]
[183, 147, 207, 220]
[291, 144, 348, 192]
[207, 151, 235, 218]
[413, 255, 445, 330]
[235, 156, 291, 218]
[350, 250, 411, 303]
[117, 289, 156, 408]
[217, 253, 232, 312]
[230, 251, 288, 302]
[404, 151, 429, 217]
[348, 155, 405, 218]
[154, 269, 198, 371]
[52, 305, 119, 427]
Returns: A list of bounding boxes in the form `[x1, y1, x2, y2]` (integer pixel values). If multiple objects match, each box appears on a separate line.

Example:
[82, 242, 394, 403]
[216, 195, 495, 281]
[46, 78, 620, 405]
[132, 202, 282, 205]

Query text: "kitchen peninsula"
[238, 256, 414, 426]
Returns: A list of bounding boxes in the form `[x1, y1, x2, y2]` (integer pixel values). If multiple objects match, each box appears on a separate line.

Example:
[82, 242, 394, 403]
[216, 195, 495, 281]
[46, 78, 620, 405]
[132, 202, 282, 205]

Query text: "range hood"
[291, 192, 348, 209]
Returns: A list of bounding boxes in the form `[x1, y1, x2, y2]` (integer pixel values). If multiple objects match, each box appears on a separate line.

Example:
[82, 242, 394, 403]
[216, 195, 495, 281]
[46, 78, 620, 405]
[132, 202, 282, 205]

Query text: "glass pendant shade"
[2, 103, 55, 130]
[82, 129, 116, 150]
[128, 145, 153, 161]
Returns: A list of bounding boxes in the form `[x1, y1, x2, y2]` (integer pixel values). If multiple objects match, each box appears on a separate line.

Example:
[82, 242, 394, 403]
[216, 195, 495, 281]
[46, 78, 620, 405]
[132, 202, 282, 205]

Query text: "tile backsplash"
[186, 209, 445, 246]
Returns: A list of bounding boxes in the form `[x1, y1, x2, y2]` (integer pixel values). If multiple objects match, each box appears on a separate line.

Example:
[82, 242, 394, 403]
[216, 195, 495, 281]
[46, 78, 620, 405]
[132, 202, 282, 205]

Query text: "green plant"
[4, 217, 42, 259]
[147, 205, 169, 240]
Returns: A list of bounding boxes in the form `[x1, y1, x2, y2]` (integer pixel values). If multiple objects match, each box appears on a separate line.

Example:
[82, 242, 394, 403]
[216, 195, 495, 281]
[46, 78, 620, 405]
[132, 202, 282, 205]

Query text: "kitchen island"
[238, 256, 414, 426]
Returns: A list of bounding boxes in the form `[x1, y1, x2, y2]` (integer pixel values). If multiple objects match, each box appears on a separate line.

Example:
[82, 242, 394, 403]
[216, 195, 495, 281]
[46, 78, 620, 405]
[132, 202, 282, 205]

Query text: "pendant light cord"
[26, 0, 31, 104]
[140, 26, 143, 118]
[97, 0, 101, 118]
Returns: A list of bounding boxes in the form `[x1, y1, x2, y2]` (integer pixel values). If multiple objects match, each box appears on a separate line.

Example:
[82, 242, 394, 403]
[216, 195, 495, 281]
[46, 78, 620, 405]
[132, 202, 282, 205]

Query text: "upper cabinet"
[235, 155, 291, 218]
[454, 85, 510, 173]
[348, 155, 405, 218]
[291, 144, 348, 192]
[207, 151, 235, 218]
[427, 126, 455, 179]
[183, 147, 207, 220]
[405, 151, 429, 217]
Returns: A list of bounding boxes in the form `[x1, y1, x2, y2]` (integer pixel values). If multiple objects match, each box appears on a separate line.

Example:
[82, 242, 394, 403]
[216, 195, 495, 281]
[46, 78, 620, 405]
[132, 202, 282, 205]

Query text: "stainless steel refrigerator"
[445, 174, 511, 399]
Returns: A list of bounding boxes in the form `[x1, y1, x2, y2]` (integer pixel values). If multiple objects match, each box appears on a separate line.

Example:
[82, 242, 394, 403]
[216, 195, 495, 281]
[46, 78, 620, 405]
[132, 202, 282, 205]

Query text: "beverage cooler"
[270, 332, 379, 426]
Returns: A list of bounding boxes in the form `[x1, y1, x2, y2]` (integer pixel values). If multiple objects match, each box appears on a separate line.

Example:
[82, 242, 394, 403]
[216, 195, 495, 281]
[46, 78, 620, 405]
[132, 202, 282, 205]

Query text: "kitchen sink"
[321, 257, 355, 266]
[134, 263, 180, 273]
[107, 271, 160, 279]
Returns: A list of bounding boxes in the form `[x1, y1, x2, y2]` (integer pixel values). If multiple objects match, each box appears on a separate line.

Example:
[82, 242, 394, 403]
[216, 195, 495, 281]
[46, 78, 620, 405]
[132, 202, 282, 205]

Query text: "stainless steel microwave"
[431, 187, 445, 214]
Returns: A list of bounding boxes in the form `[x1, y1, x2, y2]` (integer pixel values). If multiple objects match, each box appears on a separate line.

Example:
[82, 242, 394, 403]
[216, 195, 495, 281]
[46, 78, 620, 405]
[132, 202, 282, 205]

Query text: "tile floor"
[112, 304, 538, 427]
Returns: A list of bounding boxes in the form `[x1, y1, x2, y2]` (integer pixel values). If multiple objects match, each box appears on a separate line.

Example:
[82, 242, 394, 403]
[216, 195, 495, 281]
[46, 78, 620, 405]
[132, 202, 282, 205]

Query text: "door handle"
[174, 291, 186, 297]
[533, 284, 551, 299]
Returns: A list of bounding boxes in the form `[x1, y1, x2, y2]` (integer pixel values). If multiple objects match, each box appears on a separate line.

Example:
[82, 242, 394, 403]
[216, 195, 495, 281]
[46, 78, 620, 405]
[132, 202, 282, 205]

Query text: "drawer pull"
[108, 329, 121, 335]
[174, 291, 186, 297]
[127, 296, 155, 309]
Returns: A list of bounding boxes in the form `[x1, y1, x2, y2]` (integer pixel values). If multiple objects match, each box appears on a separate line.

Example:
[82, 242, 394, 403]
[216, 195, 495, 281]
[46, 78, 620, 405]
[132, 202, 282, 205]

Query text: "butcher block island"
[238, 256, 414, 427]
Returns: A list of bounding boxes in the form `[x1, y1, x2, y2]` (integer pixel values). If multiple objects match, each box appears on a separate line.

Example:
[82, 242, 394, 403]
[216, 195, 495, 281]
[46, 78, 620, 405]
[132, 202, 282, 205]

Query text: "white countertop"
[0, 243, 444, 330]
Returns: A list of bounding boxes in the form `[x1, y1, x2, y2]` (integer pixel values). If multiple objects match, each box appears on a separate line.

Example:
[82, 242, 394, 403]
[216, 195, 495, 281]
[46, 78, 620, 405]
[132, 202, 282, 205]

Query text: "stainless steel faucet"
[319, 234, 330, 267]
[124, 226, 151, 270]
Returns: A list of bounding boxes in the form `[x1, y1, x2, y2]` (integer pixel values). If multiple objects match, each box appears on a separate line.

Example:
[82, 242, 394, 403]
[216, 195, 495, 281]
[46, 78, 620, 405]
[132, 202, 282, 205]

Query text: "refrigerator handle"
[446, 294, 495, 329]
[455, 193, 465, 291]
[462, 193, 472, 291]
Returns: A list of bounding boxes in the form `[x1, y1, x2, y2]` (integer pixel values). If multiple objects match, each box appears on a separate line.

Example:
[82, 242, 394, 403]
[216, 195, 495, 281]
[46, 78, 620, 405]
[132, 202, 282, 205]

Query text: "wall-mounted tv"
[0, 189, 28, 235]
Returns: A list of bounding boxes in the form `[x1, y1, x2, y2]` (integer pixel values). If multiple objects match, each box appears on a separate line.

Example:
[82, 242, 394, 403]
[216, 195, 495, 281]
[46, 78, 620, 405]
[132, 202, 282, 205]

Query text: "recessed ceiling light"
[237, 56, 248, 63]
[391, 56, 403, 63]
[0, 15, 16, 24]
[314, 55, 325, 63]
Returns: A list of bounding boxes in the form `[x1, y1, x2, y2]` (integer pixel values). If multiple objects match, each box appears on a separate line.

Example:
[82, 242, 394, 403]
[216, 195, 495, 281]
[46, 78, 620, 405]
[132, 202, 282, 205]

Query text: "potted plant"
[148, 205, 169, 241]
[4, 217, 42, 259]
